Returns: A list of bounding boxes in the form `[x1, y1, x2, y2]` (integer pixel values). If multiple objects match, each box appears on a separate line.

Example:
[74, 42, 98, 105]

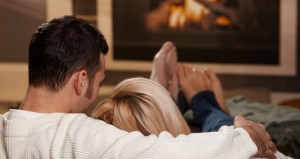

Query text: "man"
[0, 16, 276, 158]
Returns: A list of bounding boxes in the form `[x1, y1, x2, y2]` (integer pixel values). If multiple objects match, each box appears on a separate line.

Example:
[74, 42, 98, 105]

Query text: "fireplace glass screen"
[112, 0, 279, 65]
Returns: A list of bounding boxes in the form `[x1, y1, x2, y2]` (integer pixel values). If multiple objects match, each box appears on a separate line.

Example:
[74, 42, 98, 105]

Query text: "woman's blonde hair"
[91, 77, 191, 136]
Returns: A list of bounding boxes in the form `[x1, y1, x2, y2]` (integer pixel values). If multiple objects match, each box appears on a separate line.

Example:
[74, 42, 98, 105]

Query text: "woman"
[91, 77, 191, 136]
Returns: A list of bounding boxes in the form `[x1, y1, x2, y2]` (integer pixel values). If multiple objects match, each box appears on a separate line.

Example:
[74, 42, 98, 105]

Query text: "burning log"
[195, 0, 238, 27]
[146, 0, 238, 30]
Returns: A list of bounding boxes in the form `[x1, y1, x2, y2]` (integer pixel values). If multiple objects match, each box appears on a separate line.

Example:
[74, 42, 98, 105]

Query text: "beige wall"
[0, 63, 27, 102]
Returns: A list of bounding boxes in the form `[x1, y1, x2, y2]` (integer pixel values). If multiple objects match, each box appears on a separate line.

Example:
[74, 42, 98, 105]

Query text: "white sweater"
[0, 112, 258, 159]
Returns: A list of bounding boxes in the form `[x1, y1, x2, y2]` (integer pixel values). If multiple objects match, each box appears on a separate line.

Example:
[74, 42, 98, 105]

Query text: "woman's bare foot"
[203, 68, 229, 114]
[177, 64, 205, 104]
[167, 73, 180, 101]
[150, 41, 178, 88]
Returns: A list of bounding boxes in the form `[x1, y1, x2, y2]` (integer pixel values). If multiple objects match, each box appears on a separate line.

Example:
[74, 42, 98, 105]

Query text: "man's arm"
[190, 91, 276, 159]
[52, 114, 258, 158]
[234, 116, 277, 159]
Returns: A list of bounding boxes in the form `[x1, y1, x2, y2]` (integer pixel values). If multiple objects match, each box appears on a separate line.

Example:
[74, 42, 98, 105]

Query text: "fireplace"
[112, 0, 280, 65]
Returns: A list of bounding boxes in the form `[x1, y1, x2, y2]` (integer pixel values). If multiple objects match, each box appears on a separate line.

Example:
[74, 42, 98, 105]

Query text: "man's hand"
[234, 116, 277, 159]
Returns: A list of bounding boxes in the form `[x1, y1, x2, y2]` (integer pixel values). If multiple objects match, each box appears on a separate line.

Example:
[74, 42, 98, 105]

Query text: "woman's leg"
[202, 68, 229, 114]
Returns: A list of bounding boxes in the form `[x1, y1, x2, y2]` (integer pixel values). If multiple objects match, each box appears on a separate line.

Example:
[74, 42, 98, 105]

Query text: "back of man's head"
[28, 15, 108, 91]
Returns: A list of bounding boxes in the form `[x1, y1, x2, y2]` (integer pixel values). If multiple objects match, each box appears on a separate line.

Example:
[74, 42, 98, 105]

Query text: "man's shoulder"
[55, 113, 126, 138]
[58, 113, 108, 129]
[0, 114, 6, 129]
[59, 113, 97, 122]
[0, 115, 7, 159]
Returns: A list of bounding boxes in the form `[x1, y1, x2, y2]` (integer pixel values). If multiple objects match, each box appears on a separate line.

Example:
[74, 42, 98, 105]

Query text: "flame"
[216, 15, 230, 26]
[168, 0, 230, 29]
[169, 5, 186, 29]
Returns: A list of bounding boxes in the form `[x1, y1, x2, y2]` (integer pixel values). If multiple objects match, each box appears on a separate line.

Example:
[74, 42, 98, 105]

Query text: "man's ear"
[74, 70, 88, 95]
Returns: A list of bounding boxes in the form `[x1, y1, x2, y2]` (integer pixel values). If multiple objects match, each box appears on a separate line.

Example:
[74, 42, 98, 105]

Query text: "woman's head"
[91, 77, 191, 136]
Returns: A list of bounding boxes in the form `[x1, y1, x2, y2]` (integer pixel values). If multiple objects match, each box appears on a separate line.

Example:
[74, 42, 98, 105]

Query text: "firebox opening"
[113, 0, 279, 65]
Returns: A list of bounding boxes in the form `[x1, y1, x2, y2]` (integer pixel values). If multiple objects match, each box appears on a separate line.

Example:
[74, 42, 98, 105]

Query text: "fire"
[168, 0, 230, 30]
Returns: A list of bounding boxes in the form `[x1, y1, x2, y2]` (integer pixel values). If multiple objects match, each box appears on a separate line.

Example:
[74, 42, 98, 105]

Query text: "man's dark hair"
[28, 16, 108, 91]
